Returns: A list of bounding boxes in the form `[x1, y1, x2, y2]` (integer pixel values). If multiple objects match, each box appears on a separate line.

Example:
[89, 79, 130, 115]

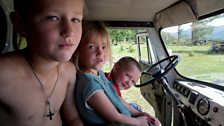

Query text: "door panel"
[137, 31, 173, 126]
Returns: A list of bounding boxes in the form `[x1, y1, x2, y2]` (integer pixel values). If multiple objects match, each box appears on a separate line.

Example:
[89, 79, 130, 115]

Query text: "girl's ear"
[10, 12, 28, 37]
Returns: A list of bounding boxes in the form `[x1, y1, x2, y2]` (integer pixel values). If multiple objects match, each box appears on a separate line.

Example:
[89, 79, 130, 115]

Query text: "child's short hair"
[116, 56, 141, 72]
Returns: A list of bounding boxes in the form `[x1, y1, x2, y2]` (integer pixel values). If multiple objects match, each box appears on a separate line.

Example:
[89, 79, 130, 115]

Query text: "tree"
[108, 29, 136, 45]
[190, 14, 224, 45]
[161, 32, 177, 45]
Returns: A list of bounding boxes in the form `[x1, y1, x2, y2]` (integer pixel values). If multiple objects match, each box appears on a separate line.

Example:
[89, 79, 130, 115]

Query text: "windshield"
[161, 13, 224, 87]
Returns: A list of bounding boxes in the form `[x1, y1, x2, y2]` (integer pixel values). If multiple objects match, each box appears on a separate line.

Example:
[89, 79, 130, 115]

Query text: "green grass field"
[169, 45, 224, 84]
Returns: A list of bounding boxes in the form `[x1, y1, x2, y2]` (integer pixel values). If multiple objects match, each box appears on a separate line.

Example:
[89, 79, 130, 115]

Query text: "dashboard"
[172, 80, 224, 126]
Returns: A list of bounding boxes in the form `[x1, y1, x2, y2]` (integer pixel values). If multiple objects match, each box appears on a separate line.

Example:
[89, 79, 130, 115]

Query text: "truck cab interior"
[1, 0, 224, 126]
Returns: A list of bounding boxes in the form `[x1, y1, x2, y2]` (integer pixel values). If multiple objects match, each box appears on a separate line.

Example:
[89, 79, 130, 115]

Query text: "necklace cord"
[23, 51, 58, 120]
[26, 59, 59, 100]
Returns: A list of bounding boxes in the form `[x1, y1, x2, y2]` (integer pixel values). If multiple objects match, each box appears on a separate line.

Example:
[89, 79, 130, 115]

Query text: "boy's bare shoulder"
[0, 52, 26, 87]
[0, 52, 24, 71]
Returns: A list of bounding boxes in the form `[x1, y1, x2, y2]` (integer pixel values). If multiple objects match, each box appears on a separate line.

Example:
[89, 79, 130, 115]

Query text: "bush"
[188, 51, 194, 57]
[119, 45, 124, 52]
[127, 45, 135, 52]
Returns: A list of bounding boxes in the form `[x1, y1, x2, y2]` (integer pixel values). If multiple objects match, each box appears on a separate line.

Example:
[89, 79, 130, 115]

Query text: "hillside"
[163, 26, 224, 41]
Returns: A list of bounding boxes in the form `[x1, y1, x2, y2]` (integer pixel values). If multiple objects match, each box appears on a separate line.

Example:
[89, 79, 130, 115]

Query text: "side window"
[14, 34, 27, 50]
[0, 5, 7, 53]
[161, 13, 224, 87]
[137, 32, 155, 64]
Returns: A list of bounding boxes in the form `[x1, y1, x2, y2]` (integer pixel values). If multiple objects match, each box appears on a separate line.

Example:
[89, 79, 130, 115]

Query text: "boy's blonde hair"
[72, 21, 112, 72]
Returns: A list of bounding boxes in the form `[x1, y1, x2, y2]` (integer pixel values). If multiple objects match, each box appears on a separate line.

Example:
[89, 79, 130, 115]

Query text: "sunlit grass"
[168, 45, 224, 85]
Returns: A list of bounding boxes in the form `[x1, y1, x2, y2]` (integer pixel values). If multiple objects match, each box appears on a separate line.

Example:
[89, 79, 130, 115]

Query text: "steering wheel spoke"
[135, 55, 179, 87]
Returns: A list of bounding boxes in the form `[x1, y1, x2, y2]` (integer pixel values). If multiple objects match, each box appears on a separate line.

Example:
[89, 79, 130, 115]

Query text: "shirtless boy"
[0, 0, 83, 126]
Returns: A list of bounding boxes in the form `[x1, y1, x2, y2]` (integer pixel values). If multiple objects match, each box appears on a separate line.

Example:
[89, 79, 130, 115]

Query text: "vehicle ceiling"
[1, 0, 224, 28]
[83, 0, 224, 28]
[84, 0, 179, 22]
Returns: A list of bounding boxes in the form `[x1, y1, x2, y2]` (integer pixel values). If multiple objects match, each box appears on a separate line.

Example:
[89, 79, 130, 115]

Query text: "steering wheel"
[135, 55, 179, 87]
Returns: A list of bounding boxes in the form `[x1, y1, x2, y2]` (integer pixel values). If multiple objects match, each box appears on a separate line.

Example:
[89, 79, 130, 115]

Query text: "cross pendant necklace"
[46, 100, 55, 120]
[26, 57, 59, 121]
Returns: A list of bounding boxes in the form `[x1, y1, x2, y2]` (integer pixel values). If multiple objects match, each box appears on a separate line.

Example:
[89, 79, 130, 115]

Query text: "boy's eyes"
[46, 16, 59, 21]
[126, 74, 136, 84]
[132, 80, 136, 85]
[71, 18, 81, 23]
[126, 74, 131, 79]
[45, 16, 81, 23]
